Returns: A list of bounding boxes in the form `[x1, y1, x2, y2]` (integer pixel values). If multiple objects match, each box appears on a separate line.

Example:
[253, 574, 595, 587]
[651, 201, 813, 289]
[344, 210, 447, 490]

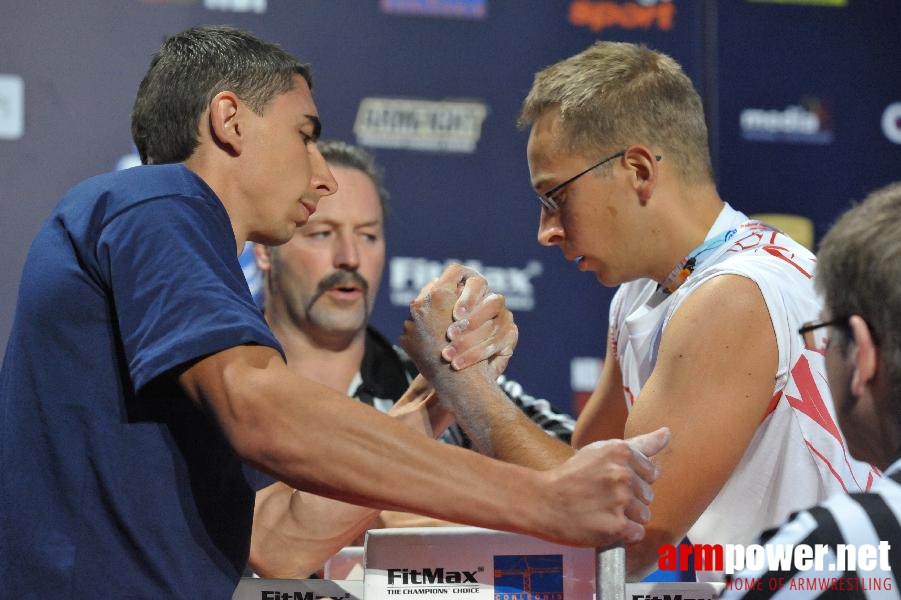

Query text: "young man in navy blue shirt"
[0, 26, 669, 597]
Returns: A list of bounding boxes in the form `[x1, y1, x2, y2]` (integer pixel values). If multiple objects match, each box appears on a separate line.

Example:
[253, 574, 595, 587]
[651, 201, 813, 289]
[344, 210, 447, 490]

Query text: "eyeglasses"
[536, 150, 624, 212]
[798, 317, 849, 351]
[536, 150, 662, 212]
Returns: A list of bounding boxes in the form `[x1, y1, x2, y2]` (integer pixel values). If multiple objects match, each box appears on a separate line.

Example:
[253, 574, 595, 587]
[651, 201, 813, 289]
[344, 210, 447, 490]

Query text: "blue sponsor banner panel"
[1, 1, 897, 416]
[715, 1, 901, 244]
[494, 554, 564, 599]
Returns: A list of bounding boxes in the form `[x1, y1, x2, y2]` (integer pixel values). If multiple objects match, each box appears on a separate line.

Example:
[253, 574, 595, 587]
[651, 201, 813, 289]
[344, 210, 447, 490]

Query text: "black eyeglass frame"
[798, 316, 850, 350]
[798, 315, 880, 352]
[798, 316, 851, 335]
[536, 149, 662, 211]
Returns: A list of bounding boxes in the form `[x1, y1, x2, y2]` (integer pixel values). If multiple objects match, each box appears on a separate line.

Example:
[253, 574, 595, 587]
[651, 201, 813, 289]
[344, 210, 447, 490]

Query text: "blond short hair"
[518, 41, 713, 184]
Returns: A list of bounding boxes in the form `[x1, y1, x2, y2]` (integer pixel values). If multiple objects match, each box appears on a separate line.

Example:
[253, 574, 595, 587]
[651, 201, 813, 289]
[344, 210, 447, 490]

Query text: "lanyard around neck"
[648, 227, 738, 307]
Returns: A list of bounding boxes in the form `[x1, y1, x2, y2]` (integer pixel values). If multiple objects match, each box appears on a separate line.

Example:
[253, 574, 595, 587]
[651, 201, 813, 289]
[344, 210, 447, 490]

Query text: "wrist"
[504, 468, 561, 541]
[431, 359, 493, 385]
[428, 361, 494, 407]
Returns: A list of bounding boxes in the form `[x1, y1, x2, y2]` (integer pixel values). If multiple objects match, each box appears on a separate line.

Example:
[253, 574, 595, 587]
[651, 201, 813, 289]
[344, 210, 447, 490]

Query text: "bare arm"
[619, 275, 778, 579]
[179, 332, 663, 549]
[248, 274, 511, 577]
[249, 377, 447, 578]
[400, 272, 577, 469]
[398, 265, 671, 536]
[573, 329, 628, 447]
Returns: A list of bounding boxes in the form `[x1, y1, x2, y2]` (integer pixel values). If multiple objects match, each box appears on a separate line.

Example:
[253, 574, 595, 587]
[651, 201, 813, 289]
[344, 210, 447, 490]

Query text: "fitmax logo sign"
[261, 592, 351, 600]
[387, 567, 480, 585]
[389, 257, 543, 311]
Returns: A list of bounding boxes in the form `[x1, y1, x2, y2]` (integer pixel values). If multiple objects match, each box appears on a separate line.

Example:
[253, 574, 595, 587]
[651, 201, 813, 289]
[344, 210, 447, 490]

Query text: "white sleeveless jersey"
[610, 204, 879, 581]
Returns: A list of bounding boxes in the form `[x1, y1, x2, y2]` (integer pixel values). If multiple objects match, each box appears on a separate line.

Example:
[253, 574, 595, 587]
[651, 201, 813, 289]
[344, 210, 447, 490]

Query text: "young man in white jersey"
[398, 41, 877, 582]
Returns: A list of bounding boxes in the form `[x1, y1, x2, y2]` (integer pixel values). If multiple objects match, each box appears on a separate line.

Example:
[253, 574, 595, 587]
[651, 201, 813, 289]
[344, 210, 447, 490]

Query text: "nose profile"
[537, 208, 563, 247]
[310, 146, 339, 197]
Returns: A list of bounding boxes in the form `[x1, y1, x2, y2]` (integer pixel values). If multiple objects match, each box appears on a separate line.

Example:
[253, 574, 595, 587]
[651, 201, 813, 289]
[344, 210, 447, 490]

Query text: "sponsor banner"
[389, 257, 542, 311]
[569, 0, 676, 33]
[0, 74, 25, 140]
[740, 99, 833, 144]
[495, 554, 564, 599]
[882, 102, 901, 145]
[570, 356, 602, 415]
[748, 0, 846, 6]
[364, 527, 723, 599]
[116, 150, 142, 172]
[380, 0, 487, 19]
[140, 0, 266, 11]
[354, 97, 488, 153]
[364, 527, 594, 599]
[204, 0, 266, 12]
[232, 577, 362, 600]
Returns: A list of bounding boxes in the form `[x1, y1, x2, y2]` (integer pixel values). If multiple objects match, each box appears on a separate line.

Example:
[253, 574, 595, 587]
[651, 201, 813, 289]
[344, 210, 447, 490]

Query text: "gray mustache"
[317, 270, 369, 295]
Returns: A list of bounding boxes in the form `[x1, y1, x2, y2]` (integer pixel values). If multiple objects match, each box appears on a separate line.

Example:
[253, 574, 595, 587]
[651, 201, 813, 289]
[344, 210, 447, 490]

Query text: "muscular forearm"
[250, 484, 379, 578]
[250, 377, 454, 577]
[183, 342, 670, 550]
[186, 346, 571, 543]
[429, 362, 574, 469]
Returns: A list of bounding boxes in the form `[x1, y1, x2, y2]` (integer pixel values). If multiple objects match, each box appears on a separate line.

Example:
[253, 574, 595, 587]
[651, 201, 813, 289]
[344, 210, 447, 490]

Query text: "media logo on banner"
[494, 554, 564, 600]
[740, 98, 834, 144]
[390, 257, 542, 311]
[882, 102, 901, 145]
[381, 0, 487, 19]
[0, 74, 25, 140]
[354, 97, 488, 153]
[569, 0, 675, 33]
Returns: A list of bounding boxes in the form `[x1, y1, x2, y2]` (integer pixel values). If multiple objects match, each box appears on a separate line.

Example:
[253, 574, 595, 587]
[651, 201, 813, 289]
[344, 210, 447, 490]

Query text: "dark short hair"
[816, 181, 901, 398]
[131, 25, 311, 165]
[317, 140, 390, 217]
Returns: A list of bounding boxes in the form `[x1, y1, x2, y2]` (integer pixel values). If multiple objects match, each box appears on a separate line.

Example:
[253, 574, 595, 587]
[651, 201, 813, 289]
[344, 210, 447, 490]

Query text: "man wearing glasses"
[400, 41, 876, 583]
[722, 182, 901, 597]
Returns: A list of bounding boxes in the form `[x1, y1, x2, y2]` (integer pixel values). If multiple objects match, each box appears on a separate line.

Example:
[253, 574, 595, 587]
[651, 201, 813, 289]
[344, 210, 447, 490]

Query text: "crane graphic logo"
[494, 554, 564, 600]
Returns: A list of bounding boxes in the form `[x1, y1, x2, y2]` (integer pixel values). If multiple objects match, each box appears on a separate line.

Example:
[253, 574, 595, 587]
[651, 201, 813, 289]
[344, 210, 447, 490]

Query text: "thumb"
[626, 427, 671, 459]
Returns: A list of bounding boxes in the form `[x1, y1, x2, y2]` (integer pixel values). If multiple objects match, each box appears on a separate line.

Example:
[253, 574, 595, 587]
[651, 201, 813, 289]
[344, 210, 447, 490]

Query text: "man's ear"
[623, 145, 659, 204]
[848, 314, 878, 396]
[253, 243, 273, 272]
[208, 91, 242, 155]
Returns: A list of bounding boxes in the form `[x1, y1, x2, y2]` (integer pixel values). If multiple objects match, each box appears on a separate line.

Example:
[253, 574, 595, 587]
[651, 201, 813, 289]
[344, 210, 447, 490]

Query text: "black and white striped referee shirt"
[721, 460, 901, 599]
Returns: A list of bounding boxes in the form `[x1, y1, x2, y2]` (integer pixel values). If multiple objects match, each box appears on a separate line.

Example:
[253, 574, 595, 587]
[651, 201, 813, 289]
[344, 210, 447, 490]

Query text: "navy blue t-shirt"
[0, 164, 282, 597]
